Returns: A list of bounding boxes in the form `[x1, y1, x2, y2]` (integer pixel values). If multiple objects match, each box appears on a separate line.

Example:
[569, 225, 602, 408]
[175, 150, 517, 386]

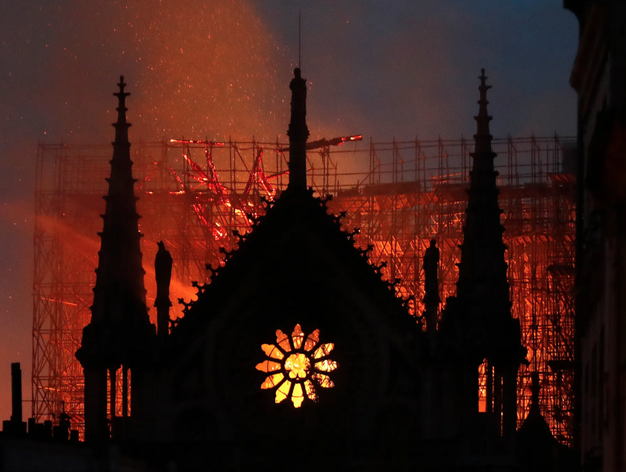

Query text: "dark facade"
[66, 68, 575, 471]
[565, 1, 626, 471]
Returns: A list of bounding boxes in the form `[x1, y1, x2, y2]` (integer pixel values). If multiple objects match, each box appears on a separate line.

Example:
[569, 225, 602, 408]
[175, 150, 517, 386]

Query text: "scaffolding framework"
[33, 135, 576, 444]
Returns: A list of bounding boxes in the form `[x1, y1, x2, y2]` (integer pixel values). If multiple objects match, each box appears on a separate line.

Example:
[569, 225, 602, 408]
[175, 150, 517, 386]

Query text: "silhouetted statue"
[155, 241, 173, 337]
[287, 68, 309, 190]
[289, 68, 307, 125]
[423, 239, 440, 302]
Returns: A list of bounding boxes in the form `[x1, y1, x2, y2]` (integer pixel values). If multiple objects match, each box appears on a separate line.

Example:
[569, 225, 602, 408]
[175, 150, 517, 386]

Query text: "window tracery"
[256, 324, 338, 408]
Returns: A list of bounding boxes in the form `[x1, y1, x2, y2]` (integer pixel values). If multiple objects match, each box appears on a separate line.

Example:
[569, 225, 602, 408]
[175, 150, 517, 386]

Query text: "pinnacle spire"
[83, 76, 149, 326]
[453, 69, 522, 361]
[113, 75, 131, 147]
[477, 69, 491, 125]
[94, 76, 147, 322]
[473, 69, 494, 165]
[438, 69, 525, 443]
[287, 68, 309, 190]
[77, 77, 154, 442]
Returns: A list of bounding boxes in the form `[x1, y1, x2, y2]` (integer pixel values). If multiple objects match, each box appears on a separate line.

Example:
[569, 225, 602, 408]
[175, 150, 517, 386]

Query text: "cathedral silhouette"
[69, 69, 574, 471]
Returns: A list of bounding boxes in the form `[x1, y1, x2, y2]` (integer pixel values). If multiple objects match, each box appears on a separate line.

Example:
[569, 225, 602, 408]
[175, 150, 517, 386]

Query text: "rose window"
[256, 324, 338, 408]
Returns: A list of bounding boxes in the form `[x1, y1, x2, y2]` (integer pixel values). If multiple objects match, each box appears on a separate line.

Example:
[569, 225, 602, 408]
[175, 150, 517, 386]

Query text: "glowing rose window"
[256, 324, 338, 408]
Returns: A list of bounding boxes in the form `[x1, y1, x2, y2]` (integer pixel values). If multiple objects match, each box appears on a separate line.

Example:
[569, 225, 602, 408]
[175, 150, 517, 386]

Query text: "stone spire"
[90, 76, 149, 328]
[455, 69, 513, 346]
[452, 70, 525, 442]
[287, 68, 309, 190]
[77, 77, 154, 442]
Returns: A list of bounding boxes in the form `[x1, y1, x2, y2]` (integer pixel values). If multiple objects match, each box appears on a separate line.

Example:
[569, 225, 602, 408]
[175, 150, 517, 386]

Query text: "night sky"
[0, 1, 577, 422]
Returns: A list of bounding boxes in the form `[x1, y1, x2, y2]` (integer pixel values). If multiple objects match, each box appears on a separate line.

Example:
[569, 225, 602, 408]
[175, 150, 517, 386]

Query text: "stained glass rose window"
[256, 324, 338, 408]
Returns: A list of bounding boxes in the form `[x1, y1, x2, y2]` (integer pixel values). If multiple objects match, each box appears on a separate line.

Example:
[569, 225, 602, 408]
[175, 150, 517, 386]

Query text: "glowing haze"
[112, 0, 289, 141]
[25, 0, 291, 142]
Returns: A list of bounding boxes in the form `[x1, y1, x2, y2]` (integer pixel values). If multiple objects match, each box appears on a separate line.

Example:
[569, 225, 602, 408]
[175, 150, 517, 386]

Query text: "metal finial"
[480, 68, 487, 85]
[478, 68, 491, 101]
[118, 76, 126, 94]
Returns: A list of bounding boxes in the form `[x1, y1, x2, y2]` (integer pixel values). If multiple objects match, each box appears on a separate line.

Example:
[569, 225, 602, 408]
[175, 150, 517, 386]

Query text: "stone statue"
[155, 241, 173, 337]
[423, 239, 440, 303]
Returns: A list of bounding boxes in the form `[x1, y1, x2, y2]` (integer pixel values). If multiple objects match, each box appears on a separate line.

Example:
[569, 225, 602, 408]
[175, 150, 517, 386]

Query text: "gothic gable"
[163, 187, 423, 447]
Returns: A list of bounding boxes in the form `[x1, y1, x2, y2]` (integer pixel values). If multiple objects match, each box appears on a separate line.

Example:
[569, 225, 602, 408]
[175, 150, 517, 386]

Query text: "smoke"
[0, 0, 293, 426]
[0, 0, 294, 145]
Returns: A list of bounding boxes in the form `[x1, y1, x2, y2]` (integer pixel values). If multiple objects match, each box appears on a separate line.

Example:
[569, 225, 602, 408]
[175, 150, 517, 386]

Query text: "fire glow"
[34, 136, 575, 445]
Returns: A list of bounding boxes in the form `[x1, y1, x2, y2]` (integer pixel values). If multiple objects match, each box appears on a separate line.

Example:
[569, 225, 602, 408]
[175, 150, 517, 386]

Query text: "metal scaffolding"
[33, 135, 576, 443]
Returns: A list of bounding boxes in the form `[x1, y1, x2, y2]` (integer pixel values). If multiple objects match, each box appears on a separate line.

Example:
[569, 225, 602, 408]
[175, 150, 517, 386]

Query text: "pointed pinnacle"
[474, 69, 493, 142]
[115, 76, 130, 99]
[477, 69, 491, 117]
[112, 75, 131, 145]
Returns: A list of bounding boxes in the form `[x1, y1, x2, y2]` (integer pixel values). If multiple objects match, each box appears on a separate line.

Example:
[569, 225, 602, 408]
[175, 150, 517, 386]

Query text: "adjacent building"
[565, 1, 626, 470]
